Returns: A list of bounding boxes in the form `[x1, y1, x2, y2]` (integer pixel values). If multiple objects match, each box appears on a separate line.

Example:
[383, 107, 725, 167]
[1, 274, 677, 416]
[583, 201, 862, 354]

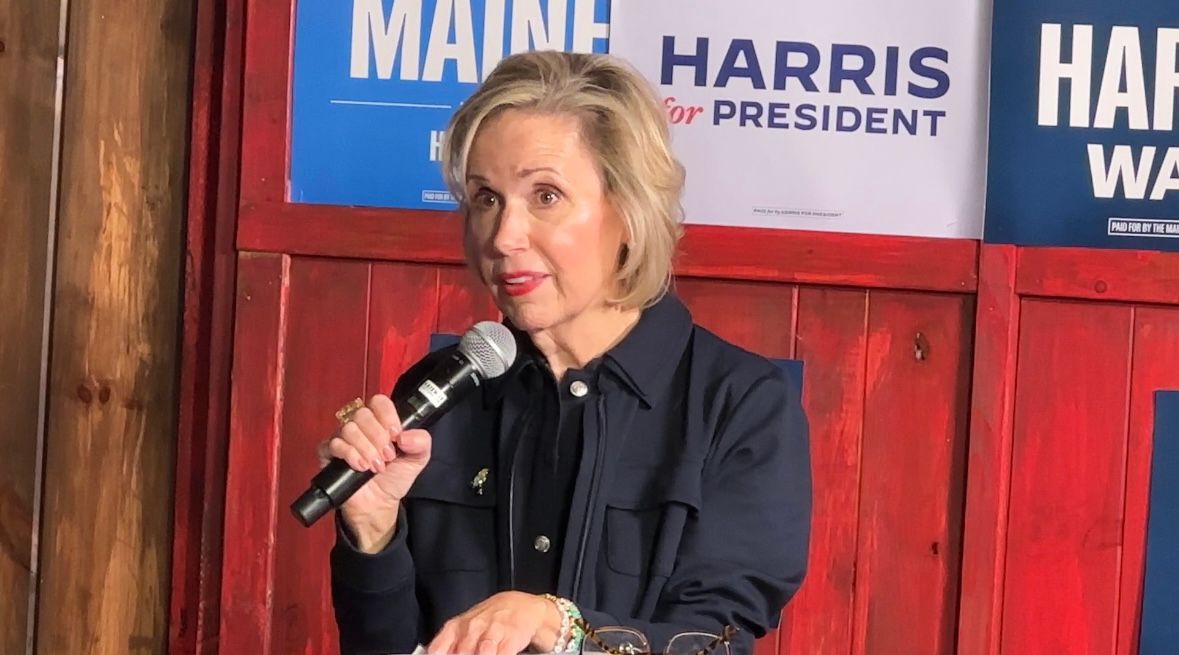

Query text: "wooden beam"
[237, 203, 979, 294]
[169, 0, 247, 652]
[0, 0, 63, 652]
[1017, 246, 1179, 305]
[957, 244, 1021, 655]
[35, 0, 194, 651]
[218, 253, 290, 653]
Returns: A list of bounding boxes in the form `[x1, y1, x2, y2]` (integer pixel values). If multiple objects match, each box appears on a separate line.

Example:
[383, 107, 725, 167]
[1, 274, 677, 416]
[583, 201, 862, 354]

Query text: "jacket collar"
[483, 293, 693, 409]
[600, 292, 693, 407]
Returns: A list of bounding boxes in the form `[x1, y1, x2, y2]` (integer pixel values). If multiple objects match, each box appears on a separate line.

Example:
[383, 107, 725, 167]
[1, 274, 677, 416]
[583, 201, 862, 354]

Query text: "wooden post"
[34, 0, 194, 651]
[0, 1, 63, 653]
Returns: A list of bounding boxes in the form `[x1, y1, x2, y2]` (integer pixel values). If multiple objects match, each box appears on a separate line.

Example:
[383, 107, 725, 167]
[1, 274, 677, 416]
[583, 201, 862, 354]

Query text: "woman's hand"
[427, 592, 564, 655]
[316, 394, 432, 552]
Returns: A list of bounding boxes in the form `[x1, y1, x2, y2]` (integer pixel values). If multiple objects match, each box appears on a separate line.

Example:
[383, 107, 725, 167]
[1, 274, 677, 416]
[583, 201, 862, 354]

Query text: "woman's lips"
[498, 272, 548, 297]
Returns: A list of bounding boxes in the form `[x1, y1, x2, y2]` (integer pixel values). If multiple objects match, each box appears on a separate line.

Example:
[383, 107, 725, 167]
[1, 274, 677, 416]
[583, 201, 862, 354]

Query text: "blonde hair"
[441, 51, 685, 309]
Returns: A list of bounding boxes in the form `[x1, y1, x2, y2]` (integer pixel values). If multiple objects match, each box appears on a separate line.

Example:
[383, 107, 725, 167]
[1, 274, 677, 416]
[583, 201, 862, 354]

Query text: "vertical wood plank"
[957, 244, 1020, 655]
[437, 266, 501, 335]
[219, 253, 290, 654]
[239, 0, 290, 204]
[1117, 307, 1179, 655]
[1001, 300, 1132, 654]
[271, 258, 372, 655]
[855, 291, 972, 655]
[170, 0, 247, 652]
[674, 279, 796, 359]
[367, 264, 440, 397]
[0, 0, 62, 650]
[780, 288, 868, 655]
[36, 0, 194, 649]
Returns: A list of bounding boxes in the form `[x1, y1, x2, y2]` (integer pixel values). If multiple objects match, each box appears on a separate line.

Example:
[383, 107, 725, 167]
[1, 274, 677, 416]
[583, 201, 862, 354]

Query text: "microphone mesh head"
[459, 321, 517, 379]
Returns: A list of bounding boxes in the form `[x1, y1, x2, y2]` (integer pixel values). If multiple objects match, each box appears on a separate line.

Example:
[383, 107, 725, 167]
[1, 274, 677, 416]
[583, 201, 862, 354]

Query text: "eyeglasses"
[574, 618, 739, 655]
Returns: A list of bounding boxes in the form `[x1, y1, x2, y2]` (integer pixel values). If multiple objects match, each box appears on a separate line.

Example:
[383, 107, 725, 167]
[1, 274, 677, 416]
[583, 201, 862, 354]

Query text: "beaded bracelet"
[542, 594, 584, 653]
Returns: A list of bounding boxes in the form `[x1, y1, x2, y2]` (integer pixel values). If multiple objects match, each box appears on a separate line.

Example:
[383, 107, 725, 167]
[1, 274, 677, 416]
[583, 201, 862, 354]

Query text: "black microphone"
[291, 321, 517, 527]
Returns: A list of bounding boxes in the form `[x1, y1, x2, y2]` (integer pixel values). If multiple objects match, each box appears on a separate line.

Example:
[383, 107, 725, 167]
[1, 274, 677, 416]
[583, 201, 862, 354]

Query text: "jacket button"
[533, 535, 551, 553]
[569, 380, 589, 397]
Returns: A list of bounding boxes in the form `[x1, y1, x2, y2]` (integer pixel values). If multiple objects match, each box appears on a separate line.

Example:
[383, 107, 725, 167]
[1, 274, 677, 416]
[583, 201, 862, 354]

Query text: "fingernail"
[372, 457, 385, 472]
[383, 445, 397, 460]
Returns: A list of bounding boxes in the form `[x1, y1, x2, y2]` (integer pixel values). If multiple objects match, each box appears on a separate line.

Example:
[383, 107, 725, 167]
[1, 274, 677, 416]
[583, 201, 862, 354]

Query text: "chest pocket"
[604, 461, 703, 578]
[403, 459, 497, 573]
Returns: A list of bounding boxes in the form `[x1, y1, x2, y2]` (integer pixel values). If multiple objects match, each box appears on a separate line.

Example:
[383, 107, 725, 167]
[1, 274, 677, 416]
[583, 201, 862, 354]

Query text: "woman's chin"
[499, 304, 555, 334]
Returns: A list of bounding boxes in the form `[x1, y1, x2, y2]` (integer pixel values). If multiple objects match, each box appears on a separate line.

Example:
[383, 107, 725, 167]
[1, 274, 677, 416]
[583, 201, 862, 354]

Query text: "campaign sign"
[985, 1, 1179, 250]
[290, 0, 611, 210]
[608, 0, 990, 237]
[1141, 391, 1179, 653]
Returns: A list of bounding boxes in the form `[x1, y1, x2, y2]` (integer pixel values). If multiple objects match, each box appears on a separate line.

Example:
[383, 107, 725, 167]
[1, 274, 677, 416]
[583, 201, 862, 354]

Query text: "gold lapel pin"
[470, 468, 489, 495]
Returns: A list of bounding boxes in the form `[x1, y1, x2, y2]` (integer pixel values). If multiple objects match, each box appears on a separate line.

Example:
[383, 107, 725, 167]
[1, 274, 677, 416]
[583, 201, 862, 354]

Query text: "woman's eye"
[473, 190, 498, 208]
[537, 189, 559, 205]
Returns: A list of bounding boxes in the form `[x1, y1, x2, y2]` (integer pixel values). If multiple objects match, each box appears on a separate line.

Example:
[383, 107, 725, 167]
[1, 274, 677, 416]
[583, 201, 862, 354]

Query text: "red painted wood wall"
[958, 246, 1179, 655]
[170, 1, 1179, 654]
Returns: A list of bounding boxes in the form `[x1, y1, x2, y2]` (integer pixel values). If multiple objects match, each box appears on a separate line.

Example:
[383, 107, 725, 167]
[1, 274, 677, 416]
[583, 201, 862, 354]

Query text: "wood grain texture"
[237, 203, 980, 294]
[367, 264, 440, 398]
[0, 0, 61, 650]
[677, 226, 977, 293]
[271, 258, 372, 655]
[219, 253, 290, 654]
[1001, 300, 1132, 654]
[1017, 247, 1179, 305]
[780, 288, 868, 655]
[957, 245, 1020, 655]
[855, 291, 972, 655]
[1117, 307, 1179, 655]
[239, 0, 291, 204]
[170, 0, 247, 652]
[238, 203, 468, 264]
[35, 0, 193, 650]
[674, 278, 797, 359]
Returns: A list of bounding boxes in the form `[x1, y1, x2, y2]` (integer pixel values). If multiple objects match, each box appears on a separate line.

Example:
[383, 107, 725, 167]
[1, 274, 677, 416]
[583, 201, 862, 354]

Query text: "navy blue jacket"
[330, 294, 811, 654]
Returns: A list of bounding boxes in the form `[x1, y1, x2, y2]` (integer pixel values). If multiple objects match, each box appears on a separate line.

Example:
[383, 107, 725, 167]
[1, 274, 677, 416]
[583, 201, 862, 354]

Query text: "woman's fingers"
[330, 418, 380, 472]
[469, 623, 506, 655]
[350, 407, 390, 471]
[368, 393, 402, 440]
[315, 439, 332, 467]
[323, 394, 410, 473]
[395, 428, 432, 459]
[427, 619, 458, 655]
[430, 602, 539, 654]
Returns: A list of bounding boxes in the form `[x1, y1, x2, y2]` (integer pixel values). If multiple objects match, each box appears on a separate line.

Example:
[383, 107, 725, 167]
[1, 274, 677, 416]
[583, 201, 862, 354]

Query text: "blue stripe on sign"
[432, 333, 804, 403]
[1141, 390, 1179, 654]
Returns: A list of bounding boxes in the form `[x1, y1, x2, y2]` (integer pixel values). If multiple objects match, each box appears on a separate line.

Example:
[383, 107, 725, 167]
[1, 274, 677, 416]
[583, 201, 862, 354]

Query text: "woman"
[321, 51, 811, 655]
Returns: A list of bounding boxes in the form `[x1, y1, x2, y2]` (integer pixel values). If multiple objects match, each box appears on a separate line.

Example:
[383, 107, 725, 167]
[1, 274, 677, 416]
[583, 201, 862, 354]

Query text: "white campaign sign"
[610, 0, 990, 238]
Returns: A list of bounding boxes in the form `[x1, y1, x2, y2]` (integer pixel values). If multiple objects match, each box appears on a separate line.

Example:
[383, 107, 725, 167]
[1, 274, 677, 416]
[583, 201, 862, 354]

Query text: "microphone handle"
[290, 352, 481, 527]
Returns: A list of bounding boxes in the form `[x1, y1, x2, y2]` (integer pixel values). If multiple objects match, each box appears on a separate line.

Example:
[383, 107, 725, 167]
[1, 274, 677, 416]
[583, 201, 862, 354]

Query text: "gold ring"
[335, 397, 365, 425]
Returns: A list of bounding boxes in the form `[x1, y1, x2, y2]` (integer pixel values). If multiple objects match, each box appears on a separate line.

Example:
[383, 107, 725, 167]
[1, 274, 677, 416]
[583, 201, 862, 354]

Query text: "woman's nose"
[491, 200, 529, 254]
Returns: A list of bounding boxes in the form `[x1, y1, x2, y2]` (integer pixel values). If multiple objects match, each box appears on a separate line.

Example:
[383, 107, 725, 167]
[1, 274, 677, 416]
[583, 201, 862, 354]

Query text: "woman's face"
[464, 109, 627, 335]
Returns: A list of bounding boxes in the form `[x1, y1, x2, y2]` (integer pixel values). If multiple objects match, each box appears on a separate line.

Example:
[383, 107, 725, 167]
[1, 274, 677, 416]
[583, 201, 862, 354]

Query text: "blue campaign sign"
[985, 0, 1179, 250]
[290, 0, 611, 211]
[1141, 391, 1179, 654]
